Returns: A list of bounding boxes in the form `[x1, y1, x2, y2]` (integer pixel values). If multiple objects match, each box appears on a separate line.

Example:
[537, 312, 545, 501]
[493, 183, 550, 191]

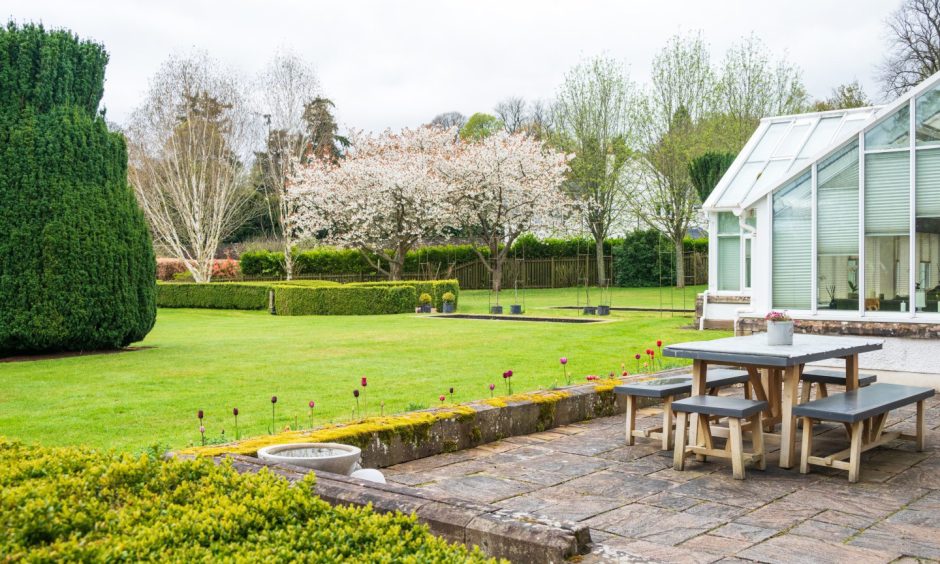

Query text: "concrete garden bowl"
[257, 442, 362, 475]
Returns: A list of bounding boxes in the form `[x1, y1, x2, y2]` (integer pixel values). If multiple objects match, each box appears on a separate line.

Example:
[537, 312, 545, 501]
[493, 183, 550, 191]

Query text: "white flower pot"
[766, 320, 794, 346]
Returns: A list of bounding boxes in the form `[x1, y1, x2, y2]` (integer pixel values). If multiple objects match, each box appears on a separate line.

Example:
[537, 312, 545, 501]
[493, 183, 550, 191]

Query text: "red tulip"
[449, 387, 454, 394]
[197, 410, 204, 420]
[361, 377, 367, 387]
[635, 353, 641, 360]
[271, 396, 277, 404]
[656, 340, 663, 348]
[232, 407, 238, 416]
[489, 383, 495, 391]
[506, 370, 513, 378]
[439, 395, 445, 403]
[353, 389, 360, 398]
[650, 351, 655, 358]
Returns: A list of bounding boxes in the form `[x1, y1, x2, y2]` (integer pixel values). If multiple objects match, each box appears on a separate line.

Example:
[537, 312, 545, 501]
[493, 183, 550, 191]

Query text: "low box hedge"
[350, 279, 459, 310]
[274, 285, 416, 316]
[0, 439, 491, 562]
[156, 282, 269, 310]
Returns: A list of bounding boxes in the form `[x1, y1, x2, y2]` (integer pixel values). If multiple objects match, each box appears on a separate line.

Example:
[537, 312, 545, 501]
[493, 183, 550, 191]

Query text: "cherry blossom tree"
[439, 132, 571, 292]
[289, 127, 457, 279]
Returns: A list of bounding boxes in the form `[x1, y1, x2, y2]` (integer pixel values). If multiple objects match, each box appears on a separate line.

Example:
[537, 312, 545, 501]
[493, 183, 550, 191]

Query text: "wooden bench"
[672, 395, 768, 479]
[614, 369, 749, 450]
[800, 369, 877, 403]
[793, 383, 935, 482]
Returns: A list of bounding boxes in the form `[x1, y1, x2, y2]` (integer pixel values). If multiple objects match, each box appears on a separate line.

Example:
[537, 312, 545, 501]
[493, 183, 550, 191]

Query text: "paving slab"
[382, 393, 940, 562]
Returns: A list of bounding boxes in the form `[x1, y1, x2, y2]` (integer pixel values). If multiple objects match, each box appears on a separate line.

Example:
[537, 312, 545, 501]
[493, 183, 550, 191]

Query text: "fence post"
[550, 257, 555, 288]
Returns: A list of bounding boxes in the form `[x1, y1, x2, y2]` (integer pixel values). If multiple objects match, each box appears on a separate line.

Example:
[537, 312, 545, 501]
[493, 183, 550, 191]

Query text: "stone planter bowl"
[257, 442, 362, 475]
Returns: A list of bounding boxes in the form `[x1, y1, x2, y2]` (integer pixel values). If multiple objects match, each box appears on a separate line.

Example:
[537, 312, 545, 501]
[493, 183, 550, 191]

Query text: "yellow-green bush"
[0, 439, 493, 562]
[273, 285, 416, 315]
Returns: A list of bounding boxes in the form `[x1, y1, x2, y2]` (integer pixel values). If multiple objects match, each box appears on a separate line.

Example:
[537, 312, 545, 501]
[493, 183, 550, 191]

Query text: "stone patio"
[384, 390, 940, 563]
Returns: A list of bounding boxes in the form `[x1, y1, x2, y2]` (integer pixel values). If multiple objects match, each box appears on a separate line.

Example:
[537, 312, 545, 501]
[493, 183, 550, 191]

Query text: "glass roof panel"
[716, 161, 765, 207]
[773, 122, 812, 157]
[748, 122, 789, 162]
[916, 82, 940, 146]
[798, 116, 842, 157]
[752, 160, 792, 193]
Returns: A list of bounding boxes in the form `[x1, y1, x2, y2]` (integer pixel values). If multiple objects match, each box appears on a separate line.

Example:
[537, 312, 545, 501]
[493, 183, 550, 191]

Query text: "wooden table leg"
[625, 395, 636, 446]
[662, 395, 674, 450]
[691, 359, 707, 461]
[917, 400, 926, 452]
[845, 354, 859, 390]
[778, 364, 801, 469]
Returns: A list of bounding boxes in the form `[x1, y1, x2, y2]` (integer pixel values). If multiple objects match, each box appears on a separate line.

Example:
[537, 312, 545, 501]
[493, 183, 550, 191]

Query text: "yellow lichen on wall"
[181, 404, 477, 457]
[482, 389, 570, 409]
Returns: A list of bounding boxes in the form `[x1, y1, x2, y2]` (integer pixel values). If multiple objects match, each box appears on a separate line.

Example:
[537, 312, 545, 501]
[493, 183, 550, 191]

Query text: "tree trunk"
[674, 238, 685, 289]
[595, 237, 606, 286]
[284, 245, 294, 281]
[389, 244, 406, 281]
[490, 241, 502, 293]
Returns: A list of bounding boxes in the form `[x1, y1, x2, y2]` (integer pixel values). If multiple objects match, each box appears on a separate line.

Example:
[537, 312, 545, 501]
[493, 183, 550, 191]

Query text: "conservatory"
[702, 71, 940, 334]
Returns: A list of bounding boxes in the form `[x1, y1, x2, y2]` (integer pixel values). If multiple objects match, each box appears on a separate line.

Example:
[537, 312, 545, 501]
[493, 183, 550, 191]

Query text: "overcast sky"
[6, 0, 899, 133]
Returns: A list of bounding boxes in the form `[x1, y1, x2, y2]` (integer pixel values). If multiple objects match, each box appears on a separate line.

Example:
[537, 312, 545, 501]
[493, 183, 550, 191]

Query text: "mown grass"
[0, 286, 725, 451]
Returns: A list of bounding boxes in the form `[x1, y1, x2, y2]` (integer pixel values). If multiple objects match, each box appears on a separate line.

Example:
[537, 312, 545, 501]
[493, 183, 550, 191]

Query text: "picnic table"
[663, 334, 884, 468]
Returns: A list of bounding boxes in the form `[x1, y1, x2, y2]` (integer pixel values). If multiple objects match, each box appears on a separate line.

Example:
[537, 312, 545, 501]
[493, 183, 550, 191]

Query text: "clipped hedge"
[274, 285, 416, 316]
[156, 282, 269, 310]
[350, 279, 459, 310]
[0, 439, 491, 562]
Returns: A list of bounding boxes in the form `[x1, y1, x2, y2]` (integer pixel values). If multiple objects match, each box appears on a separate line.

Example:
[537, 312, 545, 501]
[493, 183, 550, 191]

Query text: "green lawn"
[0, 286, 726, 452]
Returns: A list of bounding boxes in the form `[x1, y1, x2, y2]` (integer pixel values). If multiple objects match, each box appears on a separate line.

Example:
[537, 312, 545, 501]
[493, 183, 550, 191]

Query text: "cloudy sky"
[6, 0, 899, 133]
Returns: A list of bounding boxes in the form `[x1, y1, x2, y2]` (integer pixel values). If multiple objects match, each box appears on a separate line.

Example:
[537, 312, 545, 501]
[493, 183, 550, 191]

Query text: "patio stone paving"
[383, 391, 940, 562]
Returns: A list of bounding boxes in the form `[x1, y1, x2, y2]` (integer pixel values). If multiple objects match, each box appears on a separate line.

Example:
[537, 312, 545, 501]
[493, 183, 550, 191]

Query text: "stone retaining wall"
[220, 453, 591, 562]
[736, 316, 940, 339]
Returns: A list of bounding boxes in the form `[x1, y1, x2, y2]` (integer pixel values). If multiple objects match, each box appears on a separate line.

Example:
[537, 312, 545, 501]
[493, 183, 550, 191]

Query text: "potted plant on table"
[419, 293, 433, 313]
[441, 292, 456, 314]
[765, 311, 794, 346]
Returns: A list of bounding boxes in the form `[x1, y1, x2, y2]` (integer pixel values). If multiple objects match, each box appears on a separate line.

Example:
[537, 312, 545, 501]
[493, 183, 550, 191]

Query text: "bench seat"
[793, 383, 934, 423]
[671, 396, 767, 419]
[614, 369, 748, 399]
[614, 370, 750, 450]
[800, 369, 877, 387]
[672, 396, 767, 479]
[795, 383, 934, 482]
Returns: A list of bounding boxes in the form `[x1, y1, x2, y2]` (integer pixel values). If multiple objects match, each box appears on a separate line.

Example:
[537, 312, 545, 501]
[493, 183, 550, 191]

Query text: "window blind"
[773, 174, 812, 309]
[817, 146, 859, 255]
[718, 237, 740, 291]
[916, 148, 940, 218]
[865, 151, 910, 236]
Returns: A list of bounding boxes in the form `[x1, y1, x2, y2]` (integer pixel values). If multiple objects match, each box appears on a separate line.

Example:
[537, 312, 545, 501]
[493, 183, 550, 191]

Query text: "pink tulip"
[560, 357, 567, 365]
[361, 377, 367, 387]
[439, 395, 445, 403]
[308, 400, 315, 409]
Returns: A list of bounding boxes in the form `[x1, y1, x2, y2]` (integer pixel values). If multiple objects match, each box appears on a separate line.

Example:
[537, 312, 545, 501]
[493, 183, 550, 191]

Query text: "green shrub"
[156, 282, 269, 310]
[611, 230, 708, 287]
[0, 439, 492, 562]
[270, 280, 341, 288]
[274, 285, 416, 315]
[350, 280, 459, 310]
[0, 23, 156, 354]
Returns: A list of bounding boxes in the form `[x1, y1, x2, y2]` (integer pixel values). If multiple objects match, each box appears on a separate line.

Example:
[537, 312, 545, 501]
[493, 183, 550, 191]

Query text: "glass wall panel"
[864, 236, 910, 311]
[773, 173, 812, 309]
[717, 212, 740, 291]
[865, 104, 910, 150]
[916, 82, 940, 146]
[817, 145, 860, 310]
[916, 148, 940, 313]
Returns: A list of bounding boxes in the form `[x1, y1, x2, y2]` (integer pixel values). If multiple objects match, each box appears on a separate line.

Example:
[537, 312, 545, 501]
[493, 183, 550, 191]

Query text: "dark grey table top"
[662, 334, 883, 367]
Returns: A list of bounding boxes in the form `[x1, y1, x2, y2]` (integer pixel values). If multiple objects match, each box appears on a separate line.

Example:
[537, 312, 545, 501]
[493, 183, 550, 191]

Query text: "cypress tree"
[0, 22, 156, 354]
